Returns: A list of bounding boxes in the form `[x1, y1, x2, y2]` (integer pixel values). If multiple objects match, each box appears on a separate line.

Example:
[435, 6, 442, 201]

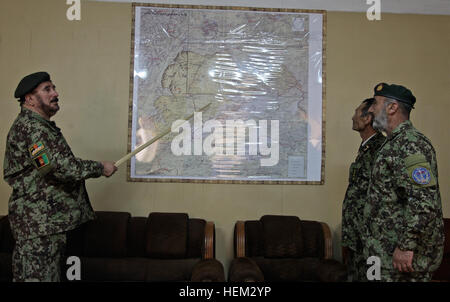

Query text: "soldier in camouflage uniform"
[3, 72, 118, 281]
[342, 98, 385, 281]
[362, 83, 444, 282]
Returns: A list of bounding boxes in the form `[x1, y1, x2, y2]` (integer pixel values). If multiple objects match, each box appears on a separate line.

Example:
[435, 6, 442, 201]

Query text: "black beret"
[14, 72, 51, 99]
[373, 82, 416, 109]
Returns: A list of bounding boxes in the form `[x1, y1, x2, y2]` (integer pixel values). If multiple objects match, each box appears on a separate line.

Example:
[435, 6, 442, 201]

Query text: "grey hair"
[385, 97, 412, 118]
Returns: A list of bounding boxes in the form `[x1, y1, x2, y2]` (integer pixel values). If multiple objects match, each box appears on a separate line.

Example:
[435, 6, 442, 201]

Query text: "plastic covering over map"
[129, 5, 324, 183]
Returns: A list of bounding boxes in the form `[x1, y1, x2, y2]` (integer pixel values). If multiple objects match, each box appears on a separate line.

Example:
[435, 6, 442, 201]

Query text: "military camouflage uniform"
[12, 233, 66, 282]
[362, 120, 444, 282]
[342, 132, 385, 281]
[3, 107, 103, 281]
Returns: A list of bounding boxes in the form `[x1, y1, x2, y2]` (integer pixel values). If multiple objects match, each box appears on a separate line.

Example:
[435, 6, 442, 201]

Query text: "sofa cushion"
[245, 220, 264, 257]
[79, 257, 200, 282]
[127, 217, 147, 257]
[146, 212, 188, 259]
[252, 257, 347, 282]
[79, 257, 147, 281]
[144, 258, 199, 281]
[252, 257, 321, 281]
[261, 215, 303, 258]
[83, 211, 130, 257]
[146, 212, 189, 259]
[300, 220, 325, 258]
[187, 218, 205, 258]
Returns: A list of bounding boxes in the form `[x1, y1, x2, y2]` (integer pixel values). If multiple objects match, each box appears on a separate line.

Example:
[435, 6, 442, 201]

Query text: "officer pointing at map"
[362, 83, 444, 281]
[3, 71, 117, 281]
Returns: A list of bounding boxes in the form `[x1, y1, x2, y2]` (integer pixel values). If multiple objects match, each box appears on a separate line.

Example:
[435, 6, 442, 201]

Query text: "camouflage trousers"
[378, 270, 432, 282]
[12, 233, 66, 282]
[347, 249, 368, 282]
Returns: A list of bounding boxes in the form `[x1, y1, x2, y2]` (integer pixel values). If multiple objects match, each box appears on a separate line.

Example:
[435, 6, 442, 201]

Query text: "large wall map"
[129, 4, 325, 184]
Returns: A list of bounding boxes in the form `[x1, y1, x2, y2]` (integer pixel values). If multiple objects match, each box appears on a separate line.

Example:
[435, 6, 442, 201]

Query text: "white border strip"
[130, 6, 141, 177]
[306, 13, 323, 182]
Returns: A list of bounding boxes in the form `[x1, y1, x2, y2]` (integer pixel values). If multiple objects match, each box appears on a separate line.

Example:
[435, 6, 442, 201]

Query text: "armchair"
[228, 215, 347, 282]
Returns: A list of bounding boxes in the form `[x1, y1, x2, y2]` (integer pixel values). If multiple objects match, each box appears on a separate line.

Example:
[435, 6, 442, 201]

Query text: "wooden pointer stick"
[115, 103, 211, 167]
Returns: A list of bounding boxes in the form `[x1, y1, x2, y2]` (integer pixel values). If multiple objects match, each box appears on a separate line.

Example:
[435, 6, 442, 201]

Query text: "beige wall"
[1, 0, 449, 271]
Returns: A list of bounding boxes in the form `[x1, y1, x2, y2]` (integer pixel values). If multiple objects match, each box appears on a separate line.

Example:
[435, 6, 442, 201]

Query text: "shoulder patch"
[29, 141, 45, 157]
[404, 154, 436, 187]
[411, 167, 431, 185]
[34, 153, 50, 169]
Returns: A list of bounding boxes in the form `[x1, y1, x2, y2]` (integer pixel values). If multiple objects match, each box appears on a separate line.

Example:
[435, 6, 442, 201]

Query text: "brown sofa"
[228, 215, 347, 282]
[0, 211, 225, 282]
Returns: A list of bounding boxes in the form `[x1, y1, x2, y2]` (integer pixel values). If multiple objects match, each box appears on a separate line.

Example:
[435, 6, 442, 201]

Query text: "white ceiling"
[92, 0, 450, 15]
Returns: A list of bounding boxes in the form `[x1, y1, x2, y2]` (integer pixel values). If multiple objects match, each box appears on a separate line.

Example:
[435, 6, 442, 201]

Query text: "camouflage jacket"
[342, 132, 385, 251]
[3, 108, 103, 240]
[362, 120, 444, 273]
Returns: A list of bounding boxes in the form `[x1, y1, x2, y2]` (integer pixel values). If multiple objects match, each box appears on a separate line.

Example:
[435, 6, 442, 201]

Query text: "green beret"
[373, 82, 416, 109]
[14, 72, 51, 100]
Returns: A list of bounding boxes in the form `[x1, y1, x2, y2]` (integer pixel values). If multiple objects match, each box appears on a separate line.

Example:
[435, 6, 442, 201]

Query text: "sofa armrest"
[316, 259, 348, 282]
[228, 257, 264, 282]
[191, 259, 225, 282]
[320, 222, 333, 259]
[203, 221, 215, 259]
[235, 221, 245, 258]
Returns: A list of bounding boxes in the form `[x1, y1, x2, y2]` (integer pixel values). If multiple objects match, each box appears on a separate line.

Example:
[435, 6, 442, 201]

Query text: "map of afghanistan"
[130, 6, 323, 182]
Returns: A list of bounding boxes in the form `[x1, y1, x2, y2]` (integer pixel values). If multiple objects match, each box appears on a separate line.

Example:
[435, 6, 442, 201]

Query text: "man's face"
[30, 81, 60, 118]
[352, 102, 370, 132]
[369, 96, 387, 131]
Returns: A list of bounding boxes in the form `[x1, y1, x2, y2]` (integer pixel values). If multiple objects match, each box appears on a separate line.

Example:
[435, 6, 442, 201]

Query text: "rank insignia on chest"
[34, 153, 50, 168]
[29, 142, 45, 157]
[412, 167, 431, 185]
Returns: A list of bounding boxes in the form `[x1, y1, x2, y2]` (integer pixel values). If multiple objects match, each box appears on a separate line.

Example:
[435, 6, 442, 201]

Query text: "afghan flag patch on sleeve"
[34, 153, 50, 168]
[29, 141, 45, 157]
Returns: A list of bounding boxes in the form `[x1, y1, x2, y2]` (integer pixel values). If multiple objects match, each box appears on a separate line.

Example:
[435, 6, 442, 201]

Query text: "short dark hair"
[361, 98, 374, 117]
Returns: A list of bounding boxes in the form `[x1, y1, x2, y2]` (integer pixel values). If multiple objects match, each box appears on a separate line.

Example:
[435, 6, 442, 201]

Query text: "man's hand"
[101, 161, 118, 177]
[392, 247, 414, 272]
